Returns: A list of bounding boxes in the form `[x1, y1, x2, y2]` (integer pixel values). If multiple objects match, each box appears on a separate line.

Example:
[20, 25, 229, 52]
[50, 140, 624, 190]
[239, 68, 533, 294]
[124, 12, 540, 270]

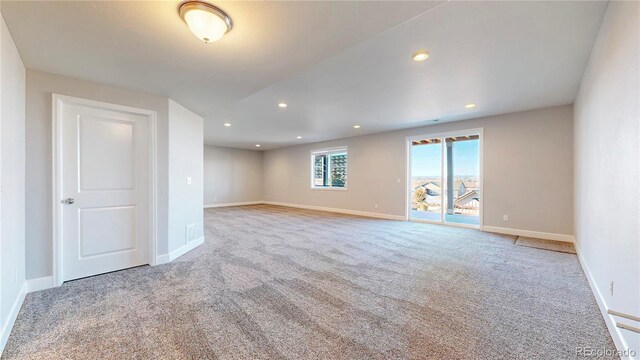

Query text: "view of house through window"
[312, 148, 347, 188]
[410, 134, 480, 226]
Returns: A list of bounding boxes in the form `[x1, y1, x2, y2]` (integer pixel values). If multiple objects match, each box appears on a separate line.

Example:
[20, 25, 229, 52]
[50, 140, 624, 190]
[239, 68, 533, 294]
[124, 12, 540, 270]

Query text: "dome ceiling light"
[412, 50, 430, 61]
[179, 1, 233, 43]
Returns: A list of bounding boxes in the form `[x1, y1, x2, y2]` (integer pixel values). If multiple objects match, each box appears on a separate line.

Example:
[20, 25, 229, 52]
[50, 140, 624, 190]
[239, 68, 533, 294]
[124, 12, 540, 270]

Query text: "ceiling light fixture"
[224, 123, 231, 127]
[278, 103, 288, 108]
[179, 1, 232, 43]
[255, 144, 261, 147]
[464, 103, 476, 109]
[353, 125, 361, 129]
[412, 50, 430, 61]
[296, 136, 302, 139]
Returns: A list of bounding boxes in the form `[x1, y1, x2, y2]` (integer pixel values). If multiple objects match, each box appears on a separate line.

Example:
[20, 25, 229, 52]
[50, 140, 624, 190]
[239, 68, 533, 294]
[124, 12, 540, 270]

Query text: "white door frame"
[52, 94, 158, 287]
[405, 128, 484, 230]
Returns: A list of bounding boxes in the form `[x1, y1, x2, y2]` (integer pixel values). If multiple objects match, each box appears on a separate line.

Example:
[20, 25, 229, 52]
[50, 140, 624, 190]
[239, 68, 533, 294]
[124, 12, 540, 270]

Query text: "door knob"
[62, 198, 75, 204]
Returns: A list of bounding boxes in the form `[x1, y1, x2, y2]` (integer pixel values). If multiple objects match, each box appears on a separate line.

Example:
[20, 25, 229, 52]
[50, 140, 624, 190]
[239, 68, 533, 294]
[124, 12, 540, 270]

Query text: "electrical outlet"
[610, 281, 614, 296]
[503, 215, 509, 222]
[186, 177, 192, 185]
[396, 178, 401, 184]
[374, 203, 378, 209]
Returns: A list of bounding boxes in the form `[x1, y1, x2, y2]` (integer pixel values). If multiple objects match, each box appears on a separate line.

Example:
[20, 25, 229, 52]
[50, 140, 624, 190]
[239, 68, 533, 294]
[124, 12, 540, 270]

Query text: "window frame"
[310, 146, 348, 190]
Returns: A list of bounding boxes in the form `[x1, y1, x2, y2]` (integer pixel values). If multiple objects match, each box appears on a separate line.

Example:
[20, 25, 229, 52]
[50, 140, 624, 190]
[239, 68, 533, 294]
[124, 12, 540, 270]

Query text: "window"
[311, 147, 348, 189]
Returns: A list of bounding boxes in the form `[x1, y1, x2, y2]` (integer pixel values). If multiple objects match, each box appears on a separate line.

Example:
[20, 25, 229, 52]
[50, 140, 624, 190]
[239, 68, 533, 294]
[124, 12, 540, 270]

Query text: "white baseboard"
[26, 276, 55, 293]
[574, 241, 634, 358]
[263, 201, 406, 221]
[156, 237, 204, 265]
[482, 226, 574, 243]
[155, 253, 170, 265]
[169, 236, 204, 262]
[0, 282, 27, 355]
[204, 201, 263, 209]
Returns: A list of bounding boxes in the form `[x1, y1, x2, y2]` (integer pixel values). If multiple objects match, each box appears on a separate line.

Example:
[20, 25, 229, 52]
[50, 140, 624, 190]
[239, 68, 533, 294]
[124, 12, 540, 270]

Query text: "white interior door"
[60, 99, 150, 281]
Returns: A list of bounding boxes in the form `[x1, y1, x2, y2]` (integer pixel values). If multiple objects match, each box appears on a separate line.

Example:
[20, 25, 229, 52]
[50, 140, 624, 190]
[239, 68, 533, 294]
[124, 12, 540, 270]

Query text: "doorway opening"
[407, 129, 482, 228]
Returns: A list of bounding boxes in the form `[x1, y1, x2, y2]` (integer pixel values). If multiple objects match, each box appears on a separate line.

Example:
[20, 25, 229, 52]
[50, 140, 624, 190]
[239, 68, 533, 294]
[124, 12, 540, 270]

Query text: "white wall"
[0, 14, 26, 352]
[204, 145, 263, 206]
[264, 105, 574, 237]
[168, 100, 203, 253]
[25, 70, 171, 279]
[574, 1, 639, 354]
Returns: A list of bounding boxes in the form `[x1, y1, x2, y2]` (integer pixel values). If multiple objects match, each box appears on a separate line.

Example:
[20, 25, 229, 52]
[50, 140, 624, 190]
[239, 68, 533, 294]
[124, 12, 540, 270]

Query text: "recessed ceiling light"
[223, 123, 231, 127]
[179, 1, 233, 43]
[296, 136, 302, 139]
[353, 125, 361, 129]
[412, 50, 430, 61]
[255, 144, 261, 147]
[278, 103, 288, 108]
[465, 103, 477, 109]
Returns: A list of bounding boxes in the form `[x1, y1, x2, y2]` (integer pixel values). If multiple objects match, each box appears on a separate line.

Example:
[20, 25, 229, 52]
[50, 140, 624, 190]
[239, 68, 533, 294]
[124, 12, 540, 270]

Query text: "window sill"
[311, 187, 348, 191]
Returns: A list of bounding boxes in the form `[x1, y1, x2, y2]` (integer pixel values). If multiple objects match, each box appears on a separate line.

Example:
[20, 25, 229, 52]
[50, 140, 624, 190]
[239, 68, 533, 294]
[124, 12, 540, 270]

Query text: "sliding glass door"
[410, 137, 443, 222]
[444, 136, 480, 225]
[409, 130, 481, 227]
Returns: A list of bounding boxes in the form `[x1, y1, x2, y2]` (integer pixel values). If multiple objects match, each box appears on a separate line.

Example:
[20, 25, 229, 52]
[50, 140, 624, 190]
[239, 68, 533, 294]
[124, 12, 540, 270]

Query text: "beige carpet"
[3, 205, 615, 359]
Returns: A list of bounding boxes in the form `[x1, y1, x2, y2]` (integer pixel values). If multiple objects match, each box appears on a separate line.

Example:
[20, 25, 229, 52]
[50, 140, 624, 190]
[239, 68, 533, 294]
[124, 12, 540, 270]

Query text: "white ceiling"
[2, 1, 607, 150]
